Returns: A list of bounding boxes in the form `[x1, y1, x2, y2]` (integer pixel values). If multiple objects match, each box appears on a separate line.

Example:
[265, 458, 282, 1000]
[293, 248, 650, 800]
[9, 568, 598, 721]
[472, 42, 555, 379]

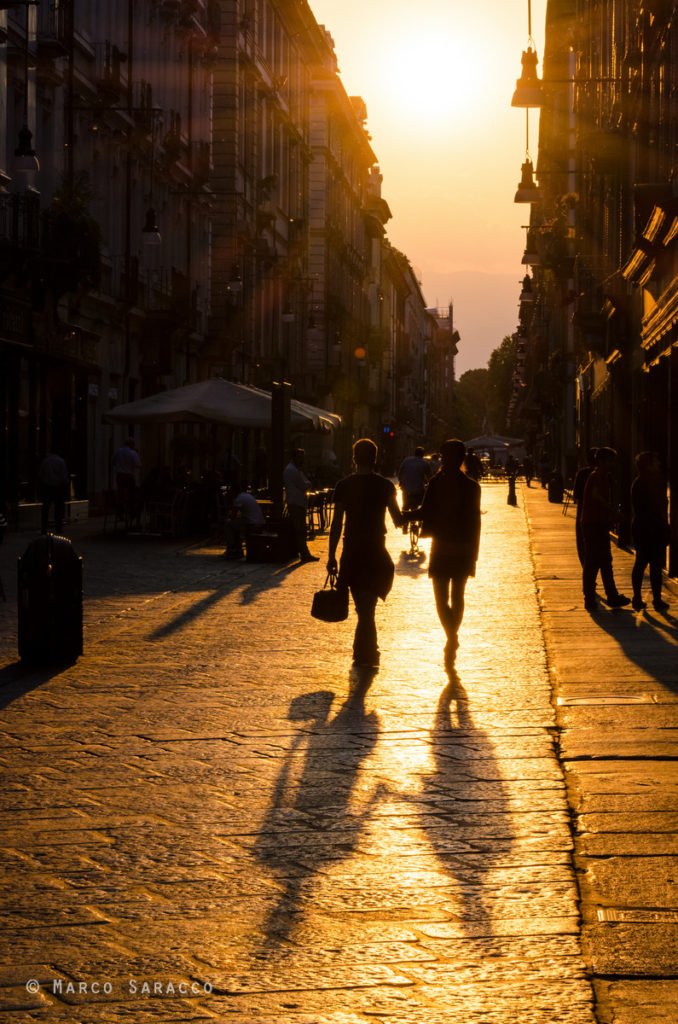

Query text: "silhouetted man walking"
[572, 447, 597, 566]
[327, 438, 403, 668]
[581, 446, 630, 611]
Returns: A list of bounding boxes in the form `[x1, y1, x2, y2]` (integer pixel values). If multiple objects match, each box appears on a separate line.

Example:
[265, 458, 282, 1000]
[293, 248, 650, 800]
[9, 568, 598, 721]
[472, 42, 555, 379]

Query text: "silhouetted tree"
[451, 368, 489, 439]
[486, 335, 518, 434]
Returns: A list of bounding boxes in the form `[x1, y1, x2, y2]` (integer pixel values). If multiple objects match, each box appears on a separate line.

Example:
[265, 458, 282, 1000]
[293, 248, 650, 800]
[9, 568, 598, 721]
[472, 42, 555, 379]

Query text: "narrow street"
[0, 482, 598, 1023]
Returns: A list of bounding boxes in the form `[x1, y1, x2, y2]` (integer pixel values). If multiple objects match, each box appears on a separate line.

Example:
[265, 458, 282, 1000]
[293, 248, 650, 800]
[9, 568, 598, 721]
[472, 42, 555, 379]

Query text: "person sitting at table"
[224, 483, 265, 559]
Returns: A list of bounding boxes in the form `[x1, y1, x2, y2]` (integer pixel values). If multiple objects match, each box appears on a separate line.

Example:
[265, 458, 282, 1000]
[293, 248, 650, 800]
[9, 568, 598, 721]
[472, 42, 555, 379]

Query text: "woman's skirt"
[428, 538, 475, 579]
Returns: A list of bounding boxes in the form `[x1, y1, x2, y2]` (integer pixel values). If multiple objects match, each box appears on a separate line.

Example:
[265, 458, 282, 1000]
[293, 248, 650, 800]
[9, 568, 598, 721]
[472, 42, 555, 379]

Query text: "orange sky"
[309, 0, 547, 374]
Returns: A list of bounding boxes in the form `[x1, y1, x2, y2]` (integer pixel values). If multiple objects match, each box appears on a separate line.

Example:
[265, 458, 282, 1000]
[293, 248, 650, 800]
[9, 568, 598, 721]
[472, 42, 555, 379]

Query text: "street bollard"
[17, 534, 83, 665]
[507, 474, 518, 506]
[548, 472, 564, 503]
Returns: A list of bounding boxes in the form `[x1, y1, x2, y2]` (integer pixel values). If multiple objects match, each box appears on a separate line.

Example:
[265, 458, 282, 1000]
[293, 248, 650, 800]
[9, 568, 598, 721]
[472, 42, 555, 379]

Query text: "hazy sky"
[309, 0, 547, 374]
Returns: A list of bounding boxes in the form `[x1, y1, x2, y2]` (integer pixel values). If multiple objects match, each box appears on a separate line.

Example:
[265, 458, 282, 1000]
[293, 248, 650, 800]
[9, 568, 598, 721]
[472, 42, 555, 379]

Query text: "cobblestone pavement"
[0, 485, 596, 1023]
[524, 487, 678, 1024]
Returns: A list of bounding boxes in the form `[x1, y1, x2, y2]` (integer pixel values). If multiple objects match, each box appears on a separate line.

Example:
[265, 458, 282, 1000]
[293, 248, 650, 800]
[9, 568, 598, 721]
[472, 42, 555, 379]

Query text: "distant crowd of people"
[18, 430, 672, 673]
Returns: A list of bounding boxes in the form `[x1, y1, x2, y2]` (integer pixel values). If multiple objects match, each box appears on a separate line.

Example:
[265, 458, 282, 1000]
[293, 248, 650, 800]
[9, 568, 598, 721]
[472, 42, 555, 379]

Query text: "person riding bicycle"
[398, 446, 432, 532]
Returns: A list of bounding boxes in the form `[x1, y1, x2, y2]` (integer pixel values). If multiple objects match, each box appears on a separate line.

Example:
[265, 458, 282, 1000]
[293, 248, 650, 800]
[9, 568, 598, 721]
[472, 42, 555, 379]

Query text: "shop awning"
[105, 378, 342, 432]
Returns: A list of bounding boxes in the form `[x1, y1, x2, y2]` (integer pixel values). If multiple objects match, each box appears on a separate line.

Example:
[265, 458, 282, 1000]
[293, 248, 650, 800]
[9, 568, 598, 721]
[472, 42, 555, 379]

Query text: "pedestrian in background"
[398, 445, 432, 534]
[284, 448, 318, 563]
[631, 451, 670, 612]
[112, 437, 141, 521]
[464, 449, 482, 481]
[572, 447, 597, 566]
[224, 482, 265, 560]
[505, 453, 518, 506]
[581, 447, 630, 611]
[327, 438, 403, 669]
[408, 438, 481, 667]
[37, 451, 69, 534]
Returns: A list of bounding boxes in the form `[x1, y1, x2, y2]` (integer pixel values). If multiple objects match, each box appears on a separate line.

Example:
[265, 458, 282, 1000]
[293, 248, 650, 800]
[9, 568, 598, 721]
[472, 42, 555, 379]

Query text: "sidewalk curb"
[523, 483, 678, 1024]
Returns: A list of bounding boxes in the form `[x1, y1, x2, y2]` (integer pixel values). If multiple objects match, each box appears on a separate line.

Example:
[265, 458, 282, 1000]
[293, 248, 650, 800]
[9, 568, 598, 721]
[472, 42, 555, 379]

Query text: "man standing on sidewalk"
[573, 447, 597, 566]
[37, 451, 70, 534]
[112, 437, 141, 522]
[283, 448, 318, 563]
[581, 446, 630, 611]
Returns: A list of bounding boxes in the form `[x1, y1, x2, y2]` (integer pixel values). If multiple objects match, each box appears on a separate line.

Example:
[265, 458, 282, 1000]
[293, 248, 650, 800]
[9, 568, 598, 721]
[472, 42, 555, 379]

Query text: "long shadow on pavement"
[588, 605, 678, 695]
[1, 527, 301, 604]
[418, 668, 515, 938]
[251, 675, 381, 949]
[146, 560, 303, 640]
[0, 660, 70, 709]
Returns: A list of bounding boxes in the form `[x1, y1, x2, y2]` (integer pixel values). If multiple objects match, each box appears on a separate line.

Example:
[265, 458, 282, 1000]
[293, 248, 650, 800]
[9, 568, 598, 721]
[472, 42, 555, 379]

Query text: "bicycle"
[408, 518, 421, 556]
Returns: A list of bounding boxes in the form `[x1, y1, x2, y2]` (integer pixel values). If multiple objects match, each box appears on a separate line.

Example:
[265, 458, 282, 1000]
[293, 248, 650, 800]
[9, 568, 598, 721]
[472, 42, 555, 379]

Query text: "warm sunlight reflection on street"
[0, 483, 597, 1020]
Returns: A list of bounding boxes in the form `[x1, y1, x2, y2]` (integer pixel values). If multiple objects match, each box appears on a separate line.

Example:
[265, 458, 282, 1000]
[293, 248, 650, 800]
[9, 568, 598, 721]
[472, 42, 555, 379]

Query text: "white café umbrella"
[105, 378, 342, 432]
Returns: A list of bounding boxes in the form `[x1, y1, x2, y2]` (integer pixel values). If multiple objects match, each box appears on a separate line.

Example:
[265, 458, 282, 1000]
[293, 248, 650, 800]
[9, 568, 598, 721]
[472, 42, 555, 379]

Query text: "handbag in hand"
[311, 571, 349, 622]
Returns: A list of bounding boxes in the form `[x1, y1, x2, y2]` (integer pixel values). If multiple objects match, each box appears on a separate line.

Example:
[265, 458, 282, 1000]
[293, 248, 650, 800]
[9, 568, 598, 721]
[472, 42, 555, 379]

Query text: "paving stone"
[0, 488, 600, 1021]
[524, 487, 678, 1020]
[594, 980, 678, 1024]
[579, 833, 678, 857]
[576, 856, 678, 913]
[582, 922, 678, 975]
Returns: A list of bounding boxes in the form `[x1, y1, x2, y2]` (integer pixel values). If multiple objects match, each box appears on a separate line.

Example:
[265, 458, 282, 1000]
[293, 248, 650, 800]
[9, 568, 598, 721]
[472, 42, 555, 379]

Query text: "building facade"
[514, 0, 678, 570]
[0, 0, 216, 506]
[426, 304, 459, 449]
[1, 0, 442, 515]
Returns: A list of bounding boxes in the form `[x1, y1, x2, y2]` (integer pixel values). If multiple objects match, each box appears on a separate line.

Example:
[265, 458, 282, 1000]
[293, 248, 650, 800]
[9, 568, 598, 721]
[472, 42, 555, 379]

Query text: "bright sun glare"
[375, 22, 501, 129]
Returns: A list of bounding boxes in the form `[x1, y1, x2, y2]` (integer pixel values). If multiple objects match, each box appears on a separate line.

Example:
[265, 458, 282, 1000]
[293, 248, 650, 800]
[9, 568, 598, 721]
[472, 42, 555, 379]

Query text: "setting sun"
[348, 7, 517, 136]
[311, 0, 546, 370]
[377, 23, 494, 127]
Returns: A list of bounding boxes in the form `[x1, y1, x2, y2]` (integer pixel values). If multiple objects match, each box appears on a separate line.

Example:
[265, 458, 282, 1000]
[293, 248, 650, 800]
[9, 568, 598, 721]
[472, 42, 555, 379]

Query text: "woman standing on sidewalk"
[631, 451, 670, 612]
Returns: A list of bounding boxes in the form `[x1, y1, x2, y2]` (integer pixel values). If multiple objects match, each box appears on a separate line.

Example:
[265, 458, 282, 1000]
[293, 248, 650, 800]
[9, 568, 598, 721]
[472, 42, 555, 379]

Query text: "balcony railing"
[138, 268, 173, 315]
[94, 41, 127, 97]
[136, 267, 199, 328]
[0, 193, 41, 250]
[36, 1, 69, 57]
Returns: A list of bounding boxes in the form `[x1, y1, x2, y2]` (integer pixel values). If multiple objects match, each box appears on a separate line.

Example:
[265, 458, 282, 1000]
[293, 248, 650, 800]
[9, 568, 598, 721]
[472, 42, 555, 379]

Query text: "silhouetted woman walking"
[410, 438, 481, 666]
[631, 451, 670, 612]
